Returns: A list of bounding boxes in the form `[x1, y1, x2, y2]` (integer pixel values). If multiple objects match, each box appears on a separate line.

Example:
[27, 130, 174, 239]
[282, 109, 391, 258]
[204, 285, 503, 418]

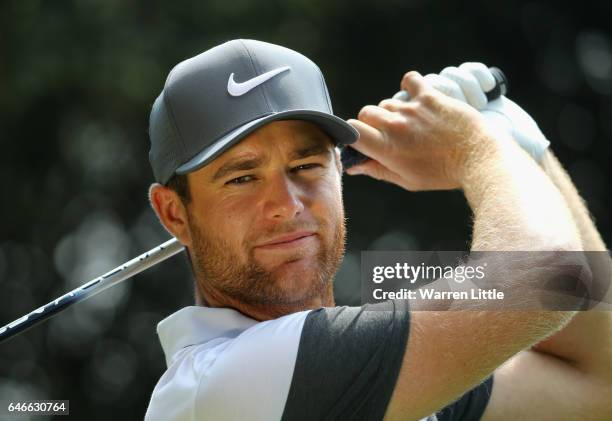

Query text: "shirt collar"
[156, 306, 259, 366]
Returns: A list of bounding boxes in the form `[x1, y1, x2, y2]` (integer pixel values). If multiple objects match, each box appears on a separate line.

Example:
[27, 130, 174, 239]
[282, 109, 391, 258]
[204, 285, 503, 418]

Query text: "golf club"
[0, 237, 184, 344]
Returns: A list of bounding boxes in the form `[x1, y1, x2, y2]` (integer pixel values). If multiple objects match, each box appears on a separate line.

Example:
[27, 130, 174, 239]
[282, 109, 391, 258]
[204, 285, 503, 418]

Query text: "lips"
[255, 231, 316, 248]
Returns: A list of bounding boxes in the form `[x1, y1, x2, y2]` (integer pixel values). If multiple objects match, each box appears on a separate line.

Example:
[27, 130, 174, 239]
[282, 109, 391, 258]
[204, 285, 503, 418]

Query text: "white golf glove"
[394, 62, 550, 162]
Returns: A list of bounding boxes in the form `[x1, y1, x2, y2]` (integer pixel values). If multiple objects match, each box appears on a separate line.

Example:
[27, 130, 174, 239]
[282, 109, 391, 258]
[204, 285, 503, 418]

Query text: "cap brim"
[175, 109, 358, 176]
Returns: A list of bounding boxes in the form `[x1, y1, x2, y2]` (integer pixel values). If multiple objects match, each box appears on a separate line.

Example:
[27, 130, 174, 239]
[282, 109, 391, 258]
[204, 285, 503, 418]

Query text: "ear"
[334, 146, 343, 174]
[148, 183, 193, 247]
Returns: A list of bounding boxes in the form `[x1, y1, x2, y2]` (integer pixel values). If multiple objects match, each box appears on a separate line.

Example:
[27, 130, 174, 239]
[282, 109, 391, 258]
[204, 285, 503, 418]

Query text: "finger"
[459, 62, 496, 92]
[378, 98, 404, 112]
[346, 118, 388, 162]
[346, 159, 405, 185]
[357, 104, 397, 130]
[392, 90, 410, 101]
[440, 66, 487, 110]
[400, 71, 431, 99]
[424, 73, 467, 103]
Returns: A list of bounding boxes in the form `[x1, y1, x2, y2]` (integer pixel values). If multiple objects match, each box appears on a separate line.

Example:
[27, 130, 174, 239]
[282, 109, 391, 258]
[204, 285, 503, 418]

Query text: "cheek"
[192, 199, 254, 250]
[307, 174, 343, 220]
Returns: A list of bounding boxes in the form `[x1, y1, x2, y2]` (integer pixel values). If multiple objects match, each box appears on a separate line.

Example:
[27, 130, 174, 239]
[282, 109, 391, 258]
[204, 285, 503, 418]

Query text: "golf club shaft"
[0, 237, 185, 344]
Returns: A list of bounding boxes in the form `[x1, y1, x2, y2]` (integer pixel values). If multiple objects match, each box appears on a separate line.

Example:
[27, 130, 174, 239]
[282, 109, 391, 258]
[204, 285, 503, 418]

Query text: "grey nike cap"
[148, 39, 359, 185]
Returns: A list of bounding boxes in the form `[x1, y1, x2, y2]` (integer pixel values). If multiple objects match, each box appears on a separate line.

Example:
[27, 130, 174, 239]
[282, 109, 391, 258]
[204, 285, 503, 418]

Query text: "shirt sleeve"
[434, 375, 494, 421]
[281, 299, 411, 421]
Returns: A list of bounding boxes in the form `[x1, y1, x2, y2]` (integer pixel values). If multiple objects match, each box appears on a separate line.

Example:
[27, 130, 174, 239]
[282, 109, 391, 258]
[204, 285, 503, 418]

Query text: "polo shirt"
[145, 300, 493, 420]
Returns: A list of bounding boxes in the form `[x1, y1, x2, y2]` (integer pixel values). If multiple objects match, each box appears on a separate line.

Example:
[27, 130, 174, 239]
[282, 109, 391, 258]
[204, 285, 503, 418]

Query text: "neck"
[198, 282, 335, 321]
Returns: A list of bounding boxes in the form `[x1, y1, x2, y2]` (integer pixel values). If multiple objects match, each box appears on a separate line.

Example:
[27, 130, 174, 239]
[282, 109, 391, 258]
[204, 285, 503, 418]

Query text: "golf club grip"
[341, 66, 508, 170]
[0, 237, 185, 344]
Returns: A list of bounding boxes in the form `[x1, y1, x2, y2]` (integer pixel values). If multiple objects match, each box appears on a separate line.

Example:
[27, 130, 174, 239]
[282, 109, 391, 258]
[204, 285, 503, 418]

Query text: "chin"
[272, 260, 327, 299]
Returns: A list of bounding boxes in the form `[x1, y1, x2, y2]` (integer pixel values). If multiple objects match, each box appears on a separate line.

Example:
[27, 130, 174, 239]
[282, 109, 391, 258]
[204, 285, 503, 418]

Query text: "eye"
[225, 175, 255, 185]
[292, 163, 321, 172]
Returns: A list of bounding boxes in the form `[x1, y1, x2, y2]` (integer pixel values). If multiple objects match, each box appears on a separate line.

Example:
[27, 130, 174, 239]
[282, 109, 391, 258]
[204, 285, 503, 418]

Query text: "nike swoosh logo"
[227, 66, 291, 97]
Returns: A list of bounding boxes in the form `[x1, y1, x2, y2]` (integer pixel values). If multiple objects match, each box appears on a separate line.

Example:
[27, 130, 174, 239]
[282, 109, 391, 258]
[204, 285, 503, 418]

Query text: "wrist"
[458, 127, 539, 213]
[457, 129, 505, 200]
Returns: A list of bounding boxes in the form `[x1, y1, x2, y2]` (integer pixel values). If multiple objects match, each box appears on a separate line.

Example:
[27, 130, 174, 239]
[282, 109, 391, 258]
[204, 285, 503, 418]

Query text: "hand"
[346, 72, 496, 191]
[415, 62, 550, 162]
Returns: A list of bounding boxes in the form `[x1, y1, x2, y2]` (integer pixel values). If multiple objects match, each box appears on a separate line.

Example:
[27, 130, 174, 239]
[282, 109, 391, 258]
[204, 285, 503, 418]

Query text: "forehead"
[215, 120, 332, 162]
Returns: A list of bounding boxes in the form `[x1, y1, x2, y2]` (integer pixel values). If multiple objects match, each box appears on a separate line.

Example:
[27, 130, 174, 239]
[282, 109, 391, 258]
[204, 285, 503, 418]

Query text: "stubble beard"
[187, 211, 346, 318]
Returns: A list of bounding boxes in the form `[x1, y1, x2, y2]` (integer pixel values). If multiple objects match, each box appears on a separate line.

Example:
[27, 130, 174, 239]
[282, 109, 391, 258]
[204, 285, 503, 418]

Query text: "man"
[144, 39, 611, 420]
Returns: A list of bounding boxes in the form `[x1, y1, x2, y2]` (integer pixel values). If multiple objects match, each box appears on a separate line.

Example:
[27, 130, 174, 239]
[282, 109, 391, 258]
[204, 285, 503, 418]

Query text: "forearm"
[540, 150, 607, 252]
[532, 150, 612, 380]
[414, 134, 584, 340]
[454, 135, 586, 347]
[462, 134, 581, 253]
[392, 138, 586, 419]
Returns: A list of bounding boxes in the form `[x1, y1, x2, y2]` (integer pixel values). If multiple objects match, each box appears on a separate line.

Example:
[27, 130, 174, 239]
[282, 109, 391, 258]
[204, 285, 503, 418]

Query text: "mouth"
[255, 231, 317, 250]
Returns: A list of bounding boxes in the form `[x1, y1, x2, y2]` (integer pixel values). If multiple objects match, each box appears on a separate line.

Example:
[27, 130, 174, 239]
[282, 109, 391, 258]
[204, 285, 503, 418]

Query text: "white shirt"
[143, 301, 464, 421]
[144, 306, 310, 421]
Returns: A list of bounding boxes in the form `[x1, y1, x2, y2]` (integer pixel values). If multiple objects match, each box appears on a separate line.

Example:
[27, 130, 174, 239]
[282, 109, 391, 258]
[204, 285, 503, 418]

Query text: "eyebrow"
[211, 156, 265, 182]
[288, 143, 331, 161]
[211, 142, 332, 183]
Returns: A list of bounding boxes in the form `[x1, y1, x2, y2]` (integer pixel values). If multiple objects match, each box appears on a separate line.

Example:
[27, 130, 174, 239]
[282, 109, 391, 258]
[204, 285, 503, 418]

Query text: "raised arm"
[535, 150, 611, 365]
[403, 62, 612, 419]
[481, 150, 612, 420]
[346, 72, 584, 420]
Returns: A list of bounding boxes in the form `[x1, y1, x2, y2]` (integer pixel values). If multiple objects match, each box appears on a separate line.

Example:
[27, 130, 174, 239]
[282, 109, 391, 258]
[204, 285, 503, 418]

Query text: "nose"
[263, 173, 305, 221]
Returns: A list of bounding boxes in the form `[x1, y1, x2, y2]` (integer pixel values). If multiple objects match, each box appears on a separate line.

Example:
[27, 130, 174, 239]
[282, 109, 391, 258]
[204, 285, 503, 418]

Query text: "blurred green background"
[0, 0, 610, 419]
